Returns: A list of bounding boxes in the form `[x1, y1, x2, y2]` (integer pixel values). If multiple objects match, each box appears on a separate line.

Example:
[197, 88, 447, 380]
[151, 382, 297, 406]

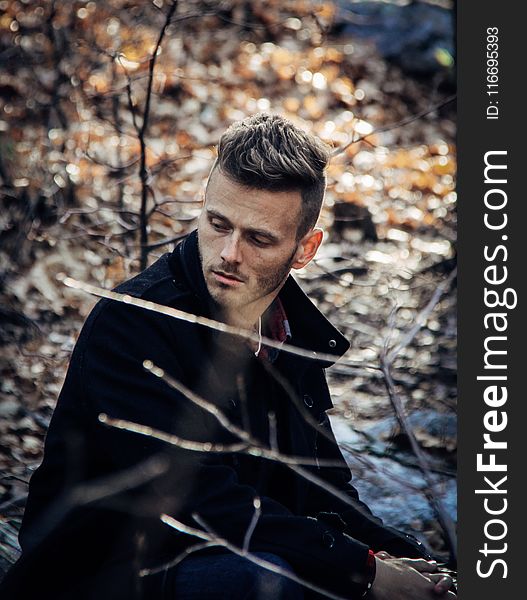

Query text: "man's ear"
[292, 228, 323, 269]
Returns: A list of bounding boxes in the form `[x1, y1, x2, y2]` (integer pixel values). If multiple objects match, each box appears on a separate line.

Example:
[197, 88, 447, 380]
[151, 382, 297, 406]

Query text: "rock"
[333, 1, 455, 77]
[331, 414, 457, 537]
[332, 201, 378, 242]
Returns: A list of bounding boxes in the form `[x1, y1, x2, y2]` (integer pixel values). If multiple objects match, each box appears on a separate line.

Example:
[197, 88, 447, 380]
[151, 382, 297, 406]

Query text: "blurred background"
[0, 0, 456, 576]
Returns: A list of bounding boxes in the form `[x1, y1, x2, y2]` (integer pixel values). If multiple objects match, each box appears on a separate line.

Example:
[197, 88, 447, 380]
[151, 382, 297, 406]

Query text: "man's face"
[197, 168, 303, 318]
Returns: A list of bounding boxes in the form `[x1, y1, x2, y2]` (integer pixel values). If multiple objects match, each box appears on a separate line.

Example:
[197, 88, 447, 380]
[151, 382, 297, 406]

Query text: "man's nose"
[220, 233, 242, 264]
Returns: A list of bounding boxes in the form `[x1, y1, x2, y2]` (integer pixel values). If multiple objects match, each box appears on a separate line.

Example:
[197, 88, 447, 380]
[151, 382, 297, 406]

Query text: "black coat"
[1, 231, 428, 599]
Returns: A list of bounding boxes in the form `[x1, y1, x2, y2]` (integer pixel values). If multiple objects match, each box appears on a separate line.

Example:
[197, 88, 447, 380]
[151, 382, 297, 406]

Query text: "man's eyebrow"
[206, 209, 230, 224]
[247, 228, 279, 243]
[206, 209, 279, 243]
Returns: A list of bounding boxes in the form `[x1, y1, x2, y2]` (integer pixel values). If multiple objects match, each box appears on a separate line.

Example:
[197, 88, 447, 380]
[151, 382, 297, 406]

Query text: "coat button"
[303, 394, 314, 408]
[322, 531, 335, 548]
[228, 398, 237, 408]
[329, 339, 337, 348]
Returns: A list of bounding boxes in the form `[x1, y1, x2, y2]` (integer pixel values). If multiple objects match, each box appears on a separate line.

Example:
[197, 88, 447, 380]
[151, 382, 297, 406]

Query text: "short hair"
[215, 113, 331, 239]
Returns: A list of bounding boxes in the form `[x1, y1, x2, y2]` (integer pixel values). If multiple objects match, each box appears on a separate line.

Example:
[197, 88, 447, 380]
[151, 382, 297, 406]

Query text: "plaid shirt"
[255, 297, 292, 362]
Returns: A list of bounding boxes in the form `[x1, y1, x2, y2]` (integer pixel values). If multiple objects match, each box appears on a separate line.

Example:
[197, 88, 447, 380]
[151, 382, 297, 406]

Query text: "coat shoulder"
[112, 252, 190, 304]
[76, 252, 195, 351]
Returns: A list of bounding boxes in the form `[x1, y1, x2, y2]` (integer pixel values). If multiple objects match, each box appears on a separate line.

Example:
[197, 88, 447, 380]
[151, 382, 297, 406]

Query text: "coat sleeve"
[302, 407, 431, 560]
[78, 299, 376, 599]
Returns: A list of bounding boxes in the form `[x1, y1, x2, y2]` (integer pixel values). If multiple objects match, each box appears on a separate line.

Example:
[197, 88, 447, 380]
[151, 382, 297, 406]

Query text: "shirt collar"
[256, 297, 291, 363]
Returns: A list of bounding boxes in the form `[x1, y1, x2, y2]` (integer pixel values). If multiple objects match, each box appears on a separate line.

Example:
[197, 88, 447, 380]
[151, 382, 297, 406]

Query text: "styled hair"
[215, 113, 331, 238]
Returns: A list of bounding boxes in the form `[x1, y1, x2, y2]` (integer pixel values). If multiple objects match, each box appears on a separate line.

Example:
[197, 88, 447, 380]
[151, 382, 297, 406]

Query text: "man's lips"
[211, 270, 245, 286]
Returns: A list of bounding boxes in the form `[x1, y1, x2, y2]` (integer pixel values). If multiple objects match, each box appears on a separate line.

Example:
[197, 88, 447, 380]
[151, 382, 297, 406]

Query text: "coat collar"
[168, 230, 350, 367]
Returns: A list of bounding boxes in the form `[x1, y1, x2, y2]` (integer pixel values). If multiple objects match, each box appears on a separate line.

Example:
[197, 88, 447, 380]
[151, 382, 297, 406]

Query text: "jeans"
[141, 552, 306, 600]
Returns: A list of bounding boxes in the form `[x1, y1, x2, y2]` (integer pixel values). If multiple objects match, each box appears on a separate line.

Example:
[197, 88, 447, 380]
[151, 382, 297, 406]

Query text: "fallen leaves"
[0, 0, 456, 559]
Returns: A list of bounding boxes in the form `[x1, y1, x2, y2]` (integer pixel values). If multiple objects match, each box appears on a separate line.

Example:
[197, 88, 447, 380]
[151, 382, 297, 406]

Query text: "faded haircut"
[214, 113, 331, 239]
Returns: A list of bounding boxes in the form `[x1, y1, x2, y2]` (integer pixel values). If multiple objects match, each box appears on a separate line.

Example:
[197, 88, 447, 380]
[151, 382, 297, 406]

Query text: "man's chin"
[206, 279, 246, 307]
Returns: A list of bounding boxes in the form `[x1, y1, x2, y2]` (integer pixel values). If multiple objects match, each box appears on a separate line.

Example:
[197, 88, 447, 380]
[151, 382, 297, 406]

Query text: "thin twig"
[99, 410, 338, 470]
[142, 233, 189, 250]
[99, 413, 250, 455]
[379, 359, 457, 559]
[139, 541, 216, 576]
[12, 455, 173, 552]
[331, 95, 456, 157]
[99, 367, 387, 520]
[242, 497, 261, 553]
[138, 1, 179, 270]
[387, 268, 457, 363]
[378, 269, 458, 559]
[58, 275, 378, 370]
[150, 358, 353, 468]
[162, 513, 349, 600]
[123, 71, 141, 135]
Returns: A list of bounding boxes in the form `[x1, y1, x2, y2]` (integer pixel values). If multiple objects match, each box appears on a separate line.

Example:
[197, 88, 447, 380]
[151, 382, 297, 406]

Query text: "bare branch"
[99, 363, 387, 519]
[142, 234, 189, 250]
[146, 361, 336, 462]
[98, 410, 339, 469]
[57, 275, 377, 370]
[387, 268, 457, 364]
[139, 541, 217, 577]
[16, 455, 172, 550]
[162, 513, 349, 600]
[140, 1, 178, 141]
[331, 95, 456, 157]
[242, 497, 261, 553]
[138, 0, 179, 270]
[378, 269, 458, 559]
[120, 65, 141, 136]
[379, 358, 457, 559]
[98, 413, 250, 455]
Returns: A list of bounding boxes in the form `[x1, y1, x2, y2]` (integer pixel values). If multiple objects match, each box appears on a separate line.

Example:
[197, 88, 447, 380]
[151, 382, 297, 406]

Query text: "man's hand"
[394, 558, 456, 596]
[368, 557, 457, 600]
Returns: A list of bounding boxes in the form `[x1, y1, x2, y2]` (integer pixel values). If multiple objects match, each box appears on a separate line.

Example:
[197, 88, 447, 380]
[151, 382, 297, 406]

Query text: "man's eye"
[210, 220, 229, 232]
[250, 235, 270, 247]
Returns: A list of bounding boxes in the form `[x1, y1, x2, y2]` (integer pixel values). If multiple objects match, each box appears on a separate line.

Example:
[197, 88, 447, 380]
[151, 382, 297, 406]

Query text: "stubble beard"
[198, 238, 298, 312]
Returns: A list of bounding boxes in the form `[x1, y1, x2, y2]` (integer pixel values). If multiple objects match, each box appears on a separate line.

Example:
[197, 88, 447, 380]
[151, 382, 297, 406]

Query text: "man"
[1, 114, 455, 599]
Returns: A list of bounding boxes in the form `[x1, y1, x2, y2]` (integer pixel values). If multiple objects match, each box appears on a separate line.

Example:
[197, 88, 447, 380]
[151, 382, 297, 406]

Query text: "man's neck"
[212, 279, 289, 331]
[220, 300, 271, 332]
